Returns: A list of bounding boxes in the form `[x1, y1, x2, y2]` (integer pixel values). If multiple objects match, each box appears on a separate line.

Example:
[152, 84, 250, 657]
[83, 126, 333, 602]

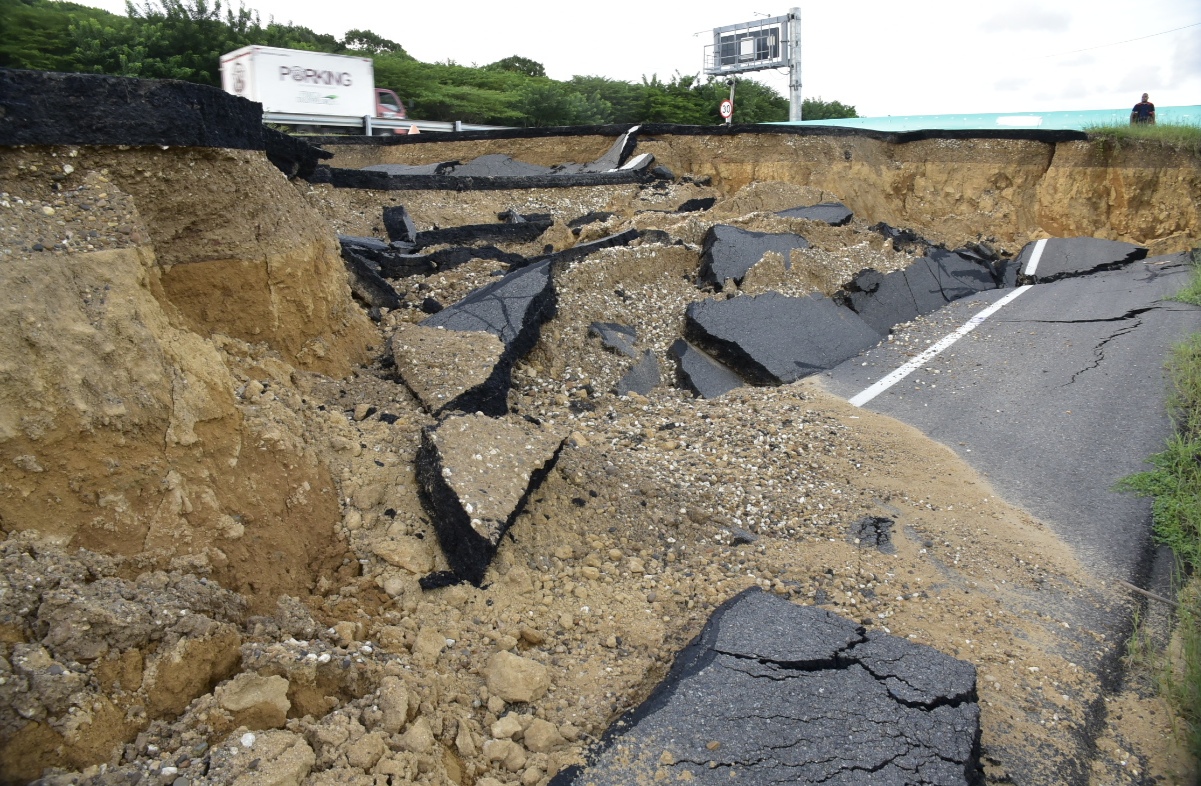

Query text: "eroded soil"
[0, 139, 1194, 786]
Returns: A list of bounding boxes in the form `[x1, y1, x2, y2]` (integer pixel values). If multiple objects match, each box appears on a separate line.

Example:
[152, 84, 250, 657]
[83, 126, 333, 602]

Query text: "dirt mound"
[0, 132, 1195, 785]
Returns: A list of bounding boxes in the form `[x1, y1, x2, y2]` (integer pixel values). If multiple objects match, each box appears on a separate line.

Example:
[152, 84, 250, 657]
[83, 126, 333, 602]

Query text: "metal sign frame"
[704, 14, 790, 75]
[702, 8, 804, 122]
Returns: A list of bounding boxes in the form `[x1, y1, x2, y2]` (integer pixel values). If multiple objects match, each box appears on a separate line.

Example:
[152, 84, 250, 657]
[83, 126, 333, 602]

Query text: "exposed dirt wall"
[72, 147, 376, 375]
[317, 135, 617, 170]
[0, 147, 368, 611]
[330, 131, 1201, 254]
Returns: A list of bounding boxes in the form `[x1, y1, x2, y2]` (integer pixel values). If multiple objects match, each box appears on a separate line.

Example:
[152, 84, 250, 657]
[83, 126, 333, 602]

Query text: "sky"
[76, 0, 1201, 117]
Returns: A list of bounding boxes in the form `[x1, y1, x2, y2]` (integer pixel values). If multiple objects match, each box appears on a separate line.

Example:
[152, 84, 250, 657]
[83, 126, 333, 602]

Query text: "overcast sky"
[79, 0, 1200, 117]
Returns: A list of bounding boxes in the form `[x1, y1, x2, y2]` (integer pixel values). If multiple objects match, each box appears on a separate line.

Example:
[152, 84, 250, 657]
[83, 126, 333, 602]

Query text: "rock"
[588, 322, 639, 358]
[728, 528, 757, 546]
[390, 324, 506, 416]
[684, 292, 881, 385]
[456, 719, 479, 757]
[555, 588, 980, 786]
[848, 516, 896, 554]
[492, 713, 525, 739]
[838, 249, 999, 335]
[382, 205, 417, 244]
[668, 339, 744, 399]
[523, 718, 567, 753]
[697, 225, 810, 287]
[421, 259, 556, 414]
[1013, 236, 1148, 284]
[486, 651, 550, 703]
[205, 730, 316, 786]
[413, 626, 447, 663]
[346, 731, 388, 771]
[416, 413, 564, 584]
[372, 536, 433, 575]
[378, 676, 411, 734]
[483, 738, 528, 772]
[775, 202, 853, 226]
[216, 673, 291, 730]
[398, 716, 436, 754]
[615, 350, 661, 396]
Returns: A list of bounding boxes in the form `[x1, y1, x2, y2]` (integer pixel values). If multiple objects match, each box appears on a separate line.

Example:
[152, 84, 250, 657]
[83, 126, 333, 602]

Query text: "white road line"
[848, 285, 1033, 408]
[1023, 238, 1048, 277]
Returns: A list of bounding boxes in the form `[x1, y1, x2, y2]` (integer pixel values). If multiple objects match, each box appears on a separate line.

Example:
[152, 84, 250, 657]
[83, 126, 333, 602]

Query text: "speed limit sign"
[719, 99, 734, 119]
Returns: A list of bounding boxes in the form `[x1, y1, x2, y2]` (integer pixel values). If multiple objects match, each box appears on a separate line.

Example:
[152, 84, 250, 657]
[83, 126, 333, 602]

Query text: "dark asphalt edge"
[309, 122, 1088, 147]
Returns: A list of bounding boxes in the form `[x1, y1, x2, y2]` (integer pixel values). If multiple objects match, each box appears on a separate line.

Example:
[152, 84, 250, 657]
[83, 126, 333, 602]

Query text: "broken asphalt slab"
[615, 351, 661, 396]
[839, 249, 1000, 335]
[588, 322, 639, 358]
[340, 248, 403, 311]
[414, 220, 552, 250]
[668, 339, 744, 399]
[390, 324, 505, 416]
[776, 201, 854, 226]
[698, 225, 810, 287]
[417, 258, 556, 414]
[311, 146, 655, 191]
[685, 292, 881, 385]
[416, 413, 564, 585]
[311, 165, 654, 191]
[382, 205, 417, 244]
[0, 69, 262, 149]
[552, 588, 980, 786]
[1013, 237, 1148, 284]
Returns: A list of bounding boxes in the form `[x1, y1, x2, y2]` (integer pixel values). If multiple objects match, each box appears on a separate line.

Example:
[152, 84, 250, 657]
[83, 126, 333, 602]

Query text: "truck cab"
[375, 89, 407, 134]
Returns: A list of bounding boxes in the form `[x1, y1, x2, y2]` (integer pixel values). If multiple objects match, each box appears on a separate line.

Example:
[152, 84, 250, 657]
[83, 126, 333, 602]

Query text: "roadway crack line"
[1063, 318, 1143, 385]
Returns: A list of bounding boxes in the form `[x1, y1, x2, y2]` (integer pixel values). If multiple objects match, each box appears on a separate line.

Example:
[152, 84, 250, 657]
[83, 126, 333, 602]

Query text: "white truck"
[219, 45, 407, 134]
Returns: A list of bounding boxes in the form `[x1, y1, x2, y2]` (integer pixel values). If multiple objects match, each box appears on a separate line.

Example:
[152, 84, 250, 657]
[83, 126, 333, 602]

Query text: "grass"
[1085, 122, 1201, 158]
[1174, 249, 1201, 308]
[1118, 282, 1201, 760]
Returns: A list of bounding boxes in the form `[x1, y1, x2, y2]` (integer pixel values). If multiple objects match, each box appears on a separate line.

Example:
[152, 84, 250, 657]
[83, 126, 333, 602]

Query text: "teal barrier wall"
[774, 105, 1201, 132]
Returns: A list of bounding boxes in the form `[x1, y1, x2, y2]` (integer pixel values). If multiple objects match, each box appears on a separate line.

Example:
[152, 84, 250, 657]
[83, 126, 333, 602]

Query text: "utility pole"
[788, 6, 803, 121]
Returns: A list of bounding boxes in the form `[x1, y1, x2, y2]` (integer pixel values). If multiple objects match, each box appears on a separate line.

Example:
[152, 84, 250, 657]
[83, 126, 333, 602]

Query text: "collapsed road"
[2, 68, 1200, 786]
[823, 250, 1201, 583]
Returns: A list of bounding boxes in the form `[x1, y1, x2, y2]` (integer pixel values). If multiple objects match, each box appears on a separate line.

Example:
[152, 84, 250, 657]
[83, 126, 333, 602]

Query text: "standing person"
[1130, 93, 1156, 125]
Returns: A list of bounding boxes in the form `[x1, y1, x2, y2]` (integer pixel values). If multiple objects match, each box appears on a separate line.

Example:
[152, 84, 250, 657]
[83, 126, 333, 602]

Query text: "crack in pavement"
[1062, 317, 1142, 385]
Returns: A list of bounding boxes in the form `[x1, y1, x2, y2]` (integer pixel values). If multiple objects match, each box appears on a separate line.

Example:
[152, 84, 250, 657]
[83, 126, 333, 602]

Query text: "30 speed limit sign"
[719, 99, 733, 119]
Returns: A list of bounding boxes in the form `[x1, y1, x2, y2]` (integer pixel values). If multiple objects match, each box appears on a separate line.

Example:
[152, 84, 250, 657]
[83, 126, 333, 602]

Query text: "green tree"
[801, 97, 858, 120]
[515, 81, 611, 127]
[0, 0, 125, 71]
[485, 55, 545, 79]
[343, 28, 408, 57]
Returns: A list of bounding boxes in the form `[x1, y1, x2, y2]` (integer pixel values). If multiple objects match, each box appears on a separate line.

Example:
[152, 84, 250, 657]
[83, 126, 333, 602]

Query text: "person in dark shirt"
[1130, 93, 1156, 125]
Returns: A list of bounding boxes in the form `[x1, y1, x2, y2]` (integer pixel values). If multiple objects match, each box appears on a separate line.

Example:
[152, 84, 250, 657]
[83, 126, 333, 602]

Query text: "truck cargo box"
[220, 45, 376, 118]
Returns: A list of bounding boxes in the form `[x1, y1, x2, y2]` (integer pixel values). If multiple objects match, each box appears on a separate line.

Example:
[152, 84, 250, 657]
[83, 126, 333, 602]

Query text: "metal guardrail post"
[363, 115, 373, 135]
[454, 120, 463, 132]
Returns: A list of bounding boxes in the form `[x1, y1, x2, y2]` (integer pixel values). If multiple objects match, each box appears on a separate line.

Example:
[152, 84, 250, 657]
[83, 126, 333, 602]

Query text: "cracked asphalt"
[557, 589, 981, 786]
[822, 253, 1201, 583]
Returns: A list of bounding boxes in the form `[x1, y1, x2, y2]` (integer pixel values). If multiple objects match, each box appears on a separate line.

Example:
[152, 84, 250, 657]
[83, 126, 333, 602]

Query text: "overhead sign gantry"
[703, 7, 803, 122]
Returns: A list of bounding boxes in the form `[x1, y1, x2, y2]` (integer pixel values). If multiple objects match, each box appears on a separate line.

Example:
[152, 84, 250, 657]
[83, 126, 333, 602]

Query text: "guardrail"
[261, 112, 511, 134]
